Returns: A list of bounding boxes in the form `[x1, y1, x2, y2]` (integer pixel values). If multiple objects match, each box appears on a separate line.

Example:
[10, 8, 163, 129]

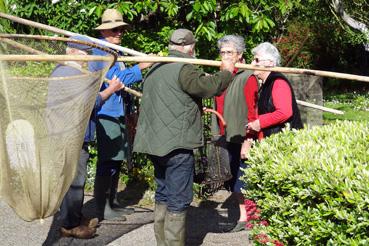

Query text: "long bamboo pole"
[0, 37, 91, 74]
[117, 56, 369, 83]
[0, 12, 146, 56]
[0, 54, 113, 62]
[0, 13, 345, 114]
[0, 12, 367, 83]
[0, 55, 114, 61]
[296, 100, 343, 115]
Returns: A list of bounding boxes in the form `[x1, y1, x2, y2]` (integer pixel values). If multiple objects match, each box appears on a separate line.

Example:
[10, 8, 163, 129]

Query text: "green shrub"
[242, 121, 369, 245]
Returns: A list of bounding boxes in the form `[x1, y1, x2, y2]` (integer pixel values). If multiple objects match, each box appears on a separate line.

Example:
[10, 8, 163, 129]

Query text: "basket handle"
[203, 107, 227, 128]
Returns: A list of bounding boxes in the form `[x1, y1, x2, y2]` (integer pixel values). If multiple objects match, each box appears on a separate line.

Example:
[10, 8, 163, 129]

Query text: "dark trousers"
[224, 142, 246, 193]
[59, 146, 89, 228]
[150, 149, 194, 213]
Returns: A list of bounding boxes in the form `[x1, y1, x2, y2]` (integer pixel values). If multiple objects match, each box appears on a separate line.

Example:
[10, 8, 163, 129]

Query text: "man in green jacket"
[133, 28, 235, 246]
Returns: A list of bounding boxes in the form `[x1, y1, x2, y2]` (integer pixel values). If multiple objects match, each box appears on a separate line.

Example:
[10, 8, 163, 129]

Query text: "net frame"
[0, 34, 117, 63]
[0, 34, 117, 221]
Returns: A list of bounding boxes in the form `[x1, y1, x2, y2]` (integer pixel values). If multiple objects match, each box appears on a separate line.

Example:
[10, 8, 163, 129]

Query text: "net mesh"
[0, 34, 116, 221]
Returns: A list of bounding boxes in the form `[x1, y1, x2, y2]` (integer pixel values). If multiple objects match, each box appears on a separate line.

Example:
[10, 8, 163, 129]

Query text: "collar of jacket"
[168, 49, 194, 59]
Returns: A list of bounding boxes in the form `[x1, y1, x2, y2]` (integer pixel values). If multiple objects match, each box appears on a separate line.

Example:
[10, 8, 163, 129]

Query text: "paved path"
[0, 190, 251, 245]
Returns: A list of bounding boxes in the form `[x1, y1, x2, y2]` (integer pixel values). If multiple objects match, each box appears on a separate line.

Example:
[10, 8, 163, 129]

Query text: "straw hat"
[95, 9, 128, 30]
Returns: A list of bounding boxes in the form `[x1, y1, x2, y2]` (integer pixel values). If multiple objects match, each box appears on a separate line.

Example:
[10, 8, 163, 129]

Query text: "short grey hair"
[251, 42, 281, 66]
[217, 35, 245, 54]
[168, 43, 195, 54]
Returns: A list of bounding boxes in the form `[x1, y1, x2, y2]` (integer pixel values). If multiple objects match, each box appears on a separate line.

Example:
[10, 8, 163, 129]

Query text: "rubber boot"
[109, 171, 134, 215]
[154, 202, 167, 246]
[94, 176, 127, 221]
[164, 211, 186, 246]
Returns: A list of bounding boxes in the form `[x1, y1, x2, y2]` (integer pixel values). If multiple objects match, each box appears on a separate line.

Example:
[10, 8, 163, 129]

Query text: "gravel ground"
[0, 190, 251, 246]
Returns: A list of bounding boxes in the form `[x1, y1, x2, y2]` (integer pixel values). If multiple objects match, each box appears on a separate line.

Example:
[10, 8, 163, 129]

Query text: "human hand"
[138, 53, 155, 70]
[247, 119, 261, 132]
[106, 76, 125, 92]
[240, 139, 253, 159]
[220, 57, 235, 73]
[100, 77, 125, 101]
[138, 62, 153, 70]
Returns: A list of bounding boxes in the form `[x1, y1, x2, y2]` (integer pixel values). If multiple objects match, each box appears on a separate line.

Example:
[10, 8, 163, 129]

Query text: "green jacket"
[133, 50, 233, 157]
[223, 70, 253, 143]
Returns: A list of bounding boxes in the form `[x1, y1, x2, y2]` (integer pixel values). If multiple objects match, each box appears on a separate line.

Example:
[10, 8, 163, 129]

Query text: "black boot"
[94, 176, 127, 221]
[109, 171, 134, 215]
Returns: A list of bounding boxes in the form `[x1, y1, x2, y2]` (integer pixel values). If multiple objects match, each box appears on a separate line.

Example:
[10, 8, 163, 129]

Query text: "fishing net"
[0, 34, 116, 221]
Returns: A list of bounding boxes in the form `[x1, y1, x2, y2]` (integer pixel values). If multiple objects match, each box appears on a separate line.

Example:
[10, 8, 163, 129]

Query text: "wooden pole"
[0, 13, 346, 114]
[0, 54, 113, 62]
[0, 12, 146, 56]
[296, 100, 343, 115]
[117, 56, 369, 83]
[0, 54, 341, 114]
[0, 37, 92, 74]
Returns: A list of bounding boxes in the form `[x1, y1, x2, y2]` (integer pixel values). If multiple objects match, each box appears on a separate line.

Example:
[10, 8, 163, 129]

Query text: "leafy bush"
[242, 121, 369, 245]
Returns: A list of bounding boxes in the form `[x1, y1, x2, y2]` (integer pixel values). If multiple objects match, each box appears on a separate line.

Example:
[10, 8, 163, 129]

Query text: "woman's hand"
[240, 139, 253, 159]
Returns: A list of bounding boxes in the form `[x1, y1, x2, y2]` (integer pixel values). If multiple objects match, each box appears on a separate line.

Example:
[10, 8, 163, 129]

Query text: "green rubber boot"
[154, 202, 167, 246]
[164, 210, 186, 246]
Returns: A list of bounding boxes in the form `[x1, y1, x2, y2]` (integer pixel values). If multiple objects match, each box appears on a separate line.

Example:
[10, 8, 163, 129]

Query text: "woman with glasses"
[215, 35, 259, 232]
[247, 42, 303, 138]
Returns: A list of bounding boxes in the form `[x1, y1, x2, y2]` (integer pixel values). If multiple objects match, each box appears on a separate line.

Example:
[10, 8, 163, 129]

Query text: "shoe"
[110, 204, 135, 215]
[81, 217, 99, 229]
[222, 221, 247, 233]
[229, 221, 247, 233]
[94, 176, 128, 221]
[60, 225, 96, 239]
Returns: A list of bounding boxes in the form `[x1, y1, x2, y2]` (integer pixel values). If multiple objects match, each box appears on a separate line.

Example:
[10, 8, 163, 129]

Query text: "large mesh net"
[0, 34, 116, 221]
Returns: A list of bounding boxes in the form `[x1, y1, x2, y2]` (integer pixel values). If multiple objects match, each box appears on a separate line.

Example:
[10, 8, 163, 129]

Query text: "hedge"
[242, 121, 369, 245]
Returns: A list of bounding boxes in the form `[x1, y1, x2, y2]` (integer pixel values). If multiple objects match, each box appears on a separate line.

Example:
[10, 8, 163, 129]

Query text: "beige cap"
[95, 9, 128, 30]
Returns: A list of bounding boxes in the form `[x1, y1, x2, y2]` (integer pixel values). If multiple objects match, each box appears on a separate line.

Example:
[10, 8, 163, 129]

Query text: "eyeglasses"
[253, 57, 272, 63]
[111, 27, 124, 33]
[220, 50, 238, 56]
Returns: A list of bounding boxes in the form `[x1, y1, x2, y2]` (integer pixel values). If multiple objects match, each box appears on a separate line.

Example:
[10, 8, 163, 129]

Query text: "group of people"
[55, 7, 303, 245]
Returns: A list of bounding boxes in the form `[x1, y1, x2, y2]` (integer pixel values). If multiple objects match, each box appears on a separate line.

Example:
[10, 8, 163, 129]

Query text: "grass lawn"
[323, 92, 369, 123]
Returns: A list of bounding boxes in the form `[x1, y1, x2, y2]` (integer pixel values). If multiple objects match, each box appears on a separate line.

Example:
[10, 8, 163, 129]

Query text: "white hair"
[251, 42, 281, 66]
[217, 35, 245, 54]
[168, 43, 195, 55]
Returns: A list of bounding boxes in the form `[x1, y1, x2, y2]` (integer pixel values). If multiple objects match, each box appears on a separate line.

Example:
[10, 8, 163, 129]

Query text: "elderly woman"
[247, 42, 303, 138]
[215, 35, 259, 232]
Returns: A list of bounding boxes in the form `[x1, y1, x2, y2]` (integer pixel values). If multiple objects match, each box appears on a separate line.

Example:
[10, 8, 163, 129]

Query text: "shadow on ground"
[186, 192, 241, 245]
[42, 181, 152, 246]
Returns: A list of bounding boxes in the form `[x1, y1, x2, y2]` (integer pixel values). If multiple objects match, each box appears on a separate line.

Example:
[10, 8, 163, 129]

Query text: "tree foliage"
[5, 0, 311, 64]
[3, 1, 369, 73]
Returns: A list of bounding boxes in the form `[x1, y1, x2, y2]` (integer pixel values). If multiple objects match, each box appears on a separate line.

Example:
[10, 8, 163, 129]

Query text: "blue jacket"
[91, 39, 143, 118]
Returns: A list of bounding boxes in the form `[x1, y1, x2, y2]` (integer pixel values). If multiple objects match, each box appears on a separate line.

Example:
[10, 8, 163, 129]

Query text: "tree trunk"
[332, 0, 369, 51]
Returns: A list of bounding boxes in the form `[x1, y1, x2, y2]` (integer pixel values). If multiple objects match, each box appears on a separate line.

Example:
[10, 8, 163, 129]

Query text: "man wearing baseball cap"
[91, 9, 152, 222]
[51, 36, 125, 238]
[133, 28, 236, 245]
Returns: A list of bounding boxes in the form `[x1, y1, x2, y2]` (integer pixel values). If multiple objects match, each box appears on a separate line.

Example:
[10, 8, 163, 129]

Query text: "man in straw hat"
[133, 28, 236, 245]
[91, 9, 152, 222]
[50, 36, 125, 239]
